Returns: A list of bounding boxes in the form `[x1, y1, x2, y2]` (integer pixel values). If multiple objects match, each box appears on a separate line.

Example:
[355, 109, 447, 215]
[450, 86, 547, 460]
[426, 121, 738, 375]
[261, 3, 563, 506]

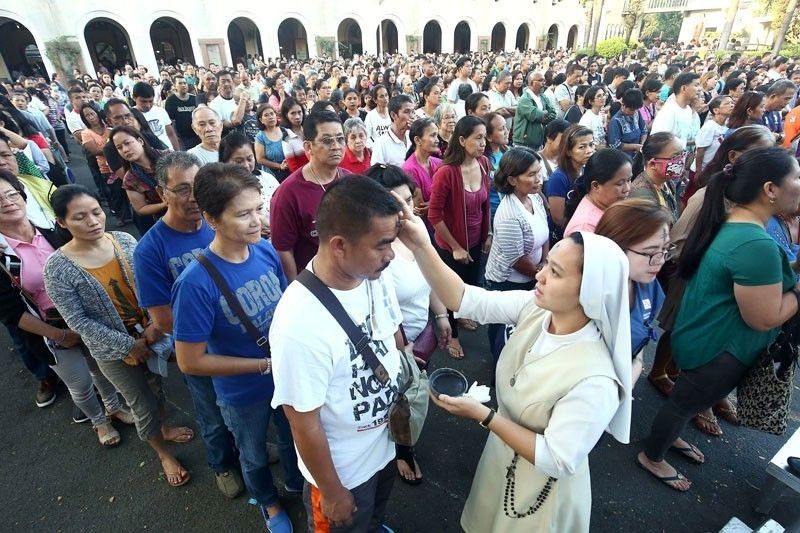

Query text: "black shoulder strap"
[195, 253, 270, 356]
[297, 269, 390, 385]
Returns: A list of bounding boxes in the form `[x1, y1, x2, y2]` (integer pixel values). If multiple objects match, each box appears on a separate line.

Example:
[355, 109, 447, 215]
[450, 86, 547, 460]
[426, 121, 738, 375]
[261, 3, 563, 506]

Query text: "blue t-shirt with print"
[171, 240, 287, 406]
[630, 280, 665, 357]
[133, 219, 215, 308]
[488, 149, 503, 220]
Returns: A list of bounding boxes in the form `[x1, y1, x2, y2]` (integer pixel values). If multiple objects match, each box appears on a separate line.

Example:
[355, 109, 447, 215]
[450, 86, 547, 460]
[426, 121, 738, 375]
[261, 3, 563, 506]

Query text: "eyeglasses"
[627, 244, 676, 266]
[315, 135, 346, 148]
[0, 190, 22, 203]
[164, 183, 193, 197]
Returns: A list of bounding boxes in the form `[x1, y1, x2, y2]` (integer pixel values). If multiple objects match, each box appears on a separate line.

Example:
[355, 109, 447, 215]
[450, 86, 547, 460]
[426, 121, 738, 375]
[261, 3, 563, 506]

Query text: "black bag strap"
[195, 253, 270, 356]
[297, 269, 390, 385]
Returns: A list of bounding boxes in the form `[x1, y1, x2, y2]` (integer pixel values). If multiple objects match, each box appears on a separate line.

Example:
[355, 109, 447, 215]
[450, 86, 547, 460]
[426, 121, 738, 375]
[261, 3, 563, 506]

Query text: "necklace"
[306, 164, 329, 192]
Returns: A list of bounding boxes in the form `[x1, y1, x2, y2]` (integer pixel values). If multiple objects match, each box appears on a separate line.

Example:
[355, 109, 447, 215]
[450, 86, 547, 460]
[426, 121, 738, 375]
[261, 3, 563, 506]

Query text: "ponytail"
[678, 169, 730, 279]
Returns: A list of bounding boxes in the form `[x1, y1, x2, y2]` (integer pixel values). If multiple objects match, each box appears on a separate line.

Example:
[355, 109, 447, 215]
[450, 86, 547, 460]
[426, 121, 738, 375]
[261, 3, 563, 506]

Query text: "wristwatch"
[479, 408, 496, 429]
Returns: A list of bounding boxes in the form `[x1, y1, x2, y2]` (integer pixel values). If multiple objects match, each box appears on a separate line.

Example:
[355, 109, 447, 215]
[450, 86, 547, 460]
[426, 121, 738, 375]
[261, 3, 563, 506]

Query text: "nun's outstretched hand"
[430, 391, 488, 422]
[391, 190, 431, 253]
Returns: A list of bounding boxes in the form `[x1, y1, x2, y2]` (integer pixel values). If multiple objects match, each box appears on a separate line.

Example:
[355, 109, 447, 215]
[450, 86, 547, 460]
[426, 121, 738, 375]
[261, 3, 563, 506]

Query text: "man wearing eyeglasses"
[270, 111, 351, 281]
[132, 151, 244, 499]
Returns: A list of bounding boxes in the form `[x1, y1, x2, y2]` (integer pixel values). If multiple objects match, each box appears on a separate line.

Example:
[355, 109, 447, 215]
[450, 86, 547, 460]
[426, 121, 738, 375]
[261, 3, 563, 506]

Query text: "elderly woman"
[394, 196, 632, 532]
[339, 118, 372, 175]
[433, 103, 457, 155]
[403, 117, 442, 234]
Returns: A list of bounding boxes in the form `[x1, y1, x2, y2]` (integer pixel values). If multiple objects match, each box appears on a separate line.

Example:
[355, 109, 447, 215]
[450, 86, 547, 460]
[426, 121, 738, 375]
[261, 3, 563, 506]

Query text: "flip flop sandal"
[164, 467, 191, 487]
[95, 422, 121, 447]
[713, 404, 740, 426]
[107, 407, 135, 425]
[670, 442, 705, 464]
[693, 413, 723, 437]
[163, 426, 195, 443]
[647, 373, 675, 397]
[396, 447, 423, 486]
[446, 341, 465, 359]
[457, 319, 478, 331]
[635, 456, 691, 492]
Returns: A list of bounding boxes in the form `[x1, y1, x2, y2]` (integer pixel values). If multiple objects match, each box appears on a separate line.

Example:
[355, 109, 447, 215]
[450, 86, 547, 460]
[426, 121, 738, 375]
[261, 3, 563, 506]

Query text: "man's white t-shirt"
[364, 109, 392, 148]
[140, 106, 173, 149]
[65, 109, 84, 135]
[187, 144, 219, 165]
[447, 78, 479, 103]
[553, 83, 575, 119]
[650, 96, 696, 148]
[270, 262, 403, 490]
[209, 95, 238, 122]
[488, 89, 518, 129]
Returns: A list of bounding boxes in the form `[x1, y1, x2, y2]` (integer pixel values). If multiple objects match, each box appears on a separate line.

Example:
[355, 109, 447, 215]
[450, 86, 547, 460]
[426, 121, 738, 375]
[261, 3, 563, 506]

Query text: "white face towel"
[577, 231, 632, 444]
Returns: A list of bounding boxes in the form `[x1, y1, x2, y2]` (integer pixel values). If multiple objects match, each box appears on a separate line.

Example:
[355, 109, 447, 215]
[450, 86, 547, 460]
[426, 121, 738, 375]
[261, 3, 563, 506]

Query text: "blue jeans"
[183, 374, 238, 474]
[6, 323, 52, 381]
[218, 398, 303, 507]
[485, 279, 535, 363]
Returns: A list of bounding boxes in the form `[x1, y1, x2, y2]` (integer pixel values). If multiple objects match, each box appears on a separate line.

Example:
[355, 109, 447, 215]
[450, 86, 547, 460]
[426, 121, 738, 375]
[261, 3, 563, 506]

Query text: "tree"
[766, 0, 800, 52]
[590, 0, 605, 52]
[640, 12, 682, 42]
[622, 0, 646, 45]
[718, 0, 741, 50]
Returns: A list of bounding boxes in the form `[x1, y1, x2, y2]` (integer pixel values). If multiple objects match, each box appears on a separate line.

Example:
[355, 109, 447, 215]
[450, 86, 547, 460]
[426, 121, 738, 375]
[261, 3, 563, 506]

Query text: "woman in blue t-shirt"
[596, 198, 709, 468]
[172, 163, 300, 533]
[544, 124, 595, 241]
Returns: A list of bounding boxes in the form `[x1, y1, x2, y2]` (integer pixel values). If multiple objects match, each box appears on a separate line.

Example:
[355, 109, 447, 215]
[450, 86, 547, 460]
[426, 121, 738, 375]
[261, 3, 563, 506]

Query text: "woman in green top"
[637, 147, 800, 492]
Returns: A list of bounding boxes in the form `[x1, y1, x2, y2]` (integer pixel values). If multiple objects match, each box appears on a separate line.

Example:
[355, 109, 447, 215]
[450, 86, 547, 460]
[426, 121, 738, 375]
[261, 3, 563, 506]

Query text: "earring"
[769, 197, 775, 204]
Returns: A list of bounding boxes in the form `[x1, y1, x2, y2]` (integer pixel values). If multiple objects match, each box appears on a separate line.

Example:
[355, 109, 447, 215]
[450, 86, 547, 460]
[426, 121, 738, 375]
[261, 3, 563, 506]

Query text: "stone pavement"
[2, 145, 800, 532]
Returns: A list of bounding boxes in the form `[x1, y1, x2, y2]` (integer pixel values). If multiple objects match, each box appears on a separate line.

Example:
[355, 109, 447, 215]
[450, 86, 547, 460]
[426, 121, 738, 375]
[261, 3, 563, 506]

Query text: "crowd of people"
[2, 38, 800, 532]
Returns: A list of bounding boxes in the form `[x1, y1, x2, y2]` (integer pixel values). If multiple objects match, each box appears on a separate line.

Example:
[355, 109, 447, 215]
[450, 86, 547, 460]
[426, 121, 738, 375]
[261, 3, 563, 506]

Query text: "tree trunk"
[591, 0, 605, 52]
[624, 19, 636, 44]
[773, 0, 798, 54]
[584, 1, 595, 48]
[717, 0, 741, 51]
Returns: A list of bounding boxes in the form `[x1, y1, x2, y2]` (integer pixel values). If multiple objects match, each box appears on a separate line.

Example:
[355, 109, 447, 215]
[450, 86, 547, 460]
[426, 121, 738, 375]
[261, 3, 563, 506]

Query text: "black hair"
[641, 131, 678, 161]
[302, 110, 342, 142]
[642, 78, 663, 95]
[492, 147, 542, 195]
[663, 66, 681, 81]
[132, 81, 154, 99]
[672, 72, 699, 96]
[442, 116, 485, 166]
[465, 92, 488, 115]
[457, 83, 475, 101]
[615, 80, 636, 100]
[680, 148, 798, 279]
[707, 94, 731, 117]
[51, 184, 101, 220]
[545, 118, 571, 140]
[727, 91, 764, 129]
[280, 96, 305, 128]
[315, 175, 402, 242]
[78, 104, 105, 128]
[218, 131, 253, 163]
[565, 149, 632, 219]
[108, 125, 162, 171]
[723, 77, 746, 95]
[309, 100, 334, 114]
[364, 163, 416, 193]
[582, 85, 606, 108]
[574, 84, 590, 103]
[193, 162, 262, 219]
[455, 56, 471, 70]
[621, 88, 644, 109]
[696, 125, 775, 187]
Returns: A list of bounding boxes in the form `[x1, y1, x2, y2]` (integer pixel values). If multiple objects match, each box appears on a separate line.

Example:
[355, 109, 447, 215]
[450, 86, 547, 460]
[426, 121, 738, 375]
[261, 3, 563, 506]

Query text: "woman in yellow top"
[394, 197, 632, 532]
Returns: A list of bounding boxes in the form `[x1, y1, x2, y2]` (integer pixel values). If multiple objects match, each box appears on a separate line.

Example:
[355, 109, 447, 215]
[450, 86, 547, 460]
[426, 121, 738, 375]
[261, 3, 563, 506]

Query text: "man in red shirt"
[270, 111, 351, 280]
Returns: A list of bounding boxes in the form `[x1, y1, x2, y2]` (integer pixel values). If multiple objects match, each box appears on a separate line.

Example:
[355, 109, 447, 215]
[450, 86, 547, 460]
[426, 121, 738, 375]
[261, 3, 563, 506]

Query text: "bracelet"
[259, 357, 272, 375]
[56, 329, 67, 346]
[479, 408, 496, 429]
[434, 313, 448, 320]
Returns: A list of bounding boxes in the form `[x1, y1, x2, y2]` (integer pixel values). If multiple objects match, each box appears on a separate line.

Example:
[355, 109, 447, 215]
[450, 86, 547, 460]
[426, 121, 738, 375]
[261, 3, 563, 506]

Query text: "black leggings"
[643, 352, 748, 462]
[438, 243, 483, 339]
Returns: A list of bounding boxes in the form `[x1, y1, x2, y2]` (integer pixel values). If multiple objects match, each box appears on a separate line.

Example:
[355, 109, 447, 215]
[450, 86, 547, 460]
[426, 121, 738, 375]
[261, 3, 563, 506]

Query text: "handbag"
[737, 315, 800, 435]
[195, 254, 271, 357]
[297, 269, 429, 447]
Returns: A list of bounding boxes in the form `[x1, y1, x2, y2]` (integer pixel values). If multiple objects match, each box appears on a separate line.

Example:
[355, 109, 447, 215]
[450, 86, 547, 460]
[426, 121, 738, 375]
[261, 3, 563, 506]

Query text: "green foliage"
[595, 37, 630, 58]
[575, 47, 594, 57]
[44, 36, 82, 77]
[640, 12, 682, 42]
[781, 43, 800, 58]
[756, 0, 800, 43]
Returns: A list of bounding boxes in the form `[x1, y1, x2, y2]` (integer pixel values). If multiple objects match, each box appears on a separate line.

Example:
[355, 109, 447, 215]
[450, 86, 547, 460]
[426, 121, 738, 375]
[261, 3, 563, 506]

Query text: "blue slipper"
[263, 509, 293, 533]
[380, 525, 395, 533]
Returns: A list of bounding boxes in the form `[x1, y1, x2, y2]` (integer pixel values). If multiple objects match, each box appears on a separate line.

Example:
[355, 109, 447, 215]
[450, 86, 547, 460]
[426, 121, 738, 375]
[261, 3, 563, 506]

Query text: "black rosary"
[503, 453, 557, 518]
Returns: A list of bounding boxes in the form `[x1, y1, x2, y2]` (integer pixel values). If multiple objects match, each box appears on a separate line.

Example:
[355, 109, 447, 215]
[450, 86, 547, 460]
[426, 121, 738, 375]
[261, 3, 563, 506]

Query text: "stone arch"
[228, 17, 263, 66]
[337, 18, 363, 58]
[149, 16, 195, 65]
[84, 17, 136, 72]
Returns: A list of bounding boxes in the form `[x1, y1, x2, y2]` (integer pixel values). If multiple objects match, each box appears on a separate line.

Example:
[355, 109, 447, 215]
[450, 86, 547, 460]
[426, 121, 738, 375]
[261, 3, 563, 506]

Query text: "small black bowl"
[429, 368, 469, 398]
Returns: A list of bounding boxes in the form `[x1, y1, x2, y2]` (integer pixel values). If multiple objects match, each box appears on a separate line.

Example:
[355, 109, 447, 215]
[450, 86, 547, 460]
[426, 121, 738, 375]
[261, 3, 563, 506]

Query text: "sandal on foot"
[162, 459, 191, 487]
[396, 446, 423, 486]
[713, 403, 740, 426]
[693, 412, 723, 437]
[648, 373, 675, 397]
[107, 406, 135, 425]
[635, 456, 691, 492]
[446, 340, 465, 359]
[457, 318, 478, 331]
[162, 426, 194, 443]
[95, 422, 120, 447]
[670, 442, 705, 464]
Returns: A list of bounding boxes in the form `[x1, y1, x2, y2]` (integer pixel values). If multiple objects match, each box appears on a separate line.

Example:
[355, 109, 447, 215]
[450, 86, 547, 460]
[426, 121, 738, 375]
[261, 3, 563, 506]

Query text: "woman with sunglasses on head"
[43, 184, 194, 487]
[544, 125, 595, 240]
[637, 147, 800, 491]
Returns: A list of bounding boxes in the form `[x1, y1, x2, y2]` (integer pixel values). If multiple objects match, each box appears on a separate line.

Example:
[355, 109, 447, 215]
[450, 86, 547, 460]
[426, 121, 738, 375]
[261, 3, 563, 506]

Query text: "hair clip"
[723, 163, 734, 176]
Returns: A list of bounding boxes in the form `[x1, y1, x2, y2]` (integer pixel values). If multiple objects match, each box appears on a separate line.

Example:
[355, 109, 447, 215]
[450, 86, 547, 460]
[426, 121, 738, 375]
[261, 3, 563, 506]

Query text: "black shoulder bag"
[195, 254, 271, 359]
[297, 269, 428, 446]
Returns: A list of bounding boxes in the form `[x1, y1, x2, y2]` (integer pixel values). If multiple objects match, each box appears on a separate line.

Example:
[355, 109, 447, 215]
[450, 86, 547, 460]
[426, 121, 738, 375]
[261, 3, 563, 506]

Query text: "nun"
[395, 195, 632, 533]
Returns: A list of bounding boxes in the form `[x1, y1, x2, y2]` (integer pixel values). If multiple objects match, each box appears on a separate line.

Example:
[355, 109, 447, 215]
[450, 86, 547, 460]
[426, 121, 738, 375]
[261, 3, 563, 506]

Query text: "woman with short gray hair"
[340, 117, 372, 174]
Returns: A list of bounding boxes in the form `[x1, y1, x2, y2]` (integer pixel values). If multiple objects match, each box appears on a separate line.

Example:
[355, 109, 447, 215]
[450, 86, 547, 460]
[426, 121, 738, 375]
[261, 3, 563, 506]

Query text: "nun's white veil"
[577, 231, 632, 444]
